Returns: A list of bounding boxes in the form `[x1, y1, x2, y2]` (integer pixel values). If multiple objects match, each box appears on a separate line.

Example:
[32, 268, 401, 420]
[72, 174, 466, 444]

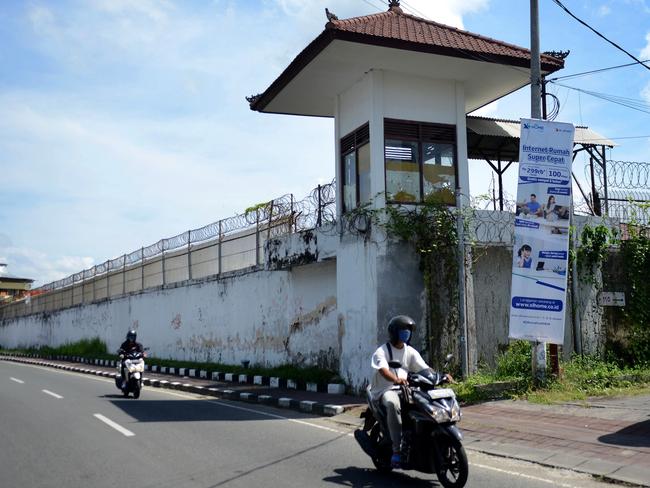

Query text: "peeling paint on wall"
[289, 296, 336, 334]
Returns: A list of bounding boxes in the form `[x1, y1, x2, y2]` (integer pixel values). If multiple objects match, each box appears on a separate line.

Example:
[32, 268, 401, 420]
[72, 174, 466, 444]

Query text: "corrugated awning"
[466, 116, 616, 162]
[467, 116, 616, 146]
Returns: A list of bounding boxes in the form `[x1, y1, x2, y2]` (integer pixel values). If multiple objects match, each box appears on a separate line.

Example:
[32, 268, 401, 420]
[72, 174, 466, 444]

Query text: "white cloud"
[639, 33, 650, 102]
[400, 0, 490, 29]
[640, 32, 650, 59]
[597, 5, 612, 16]
[470, 100, 500, 118]
[0, 247, 94, 285]
[642, 81, 650, 103]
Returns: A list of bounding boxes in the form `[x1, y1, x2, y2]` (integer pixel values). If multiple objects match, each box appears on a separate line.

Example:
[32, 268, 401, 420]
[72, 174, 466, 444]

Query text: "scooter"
[354, 354, 468, 488]
[115, 349, 146, 399]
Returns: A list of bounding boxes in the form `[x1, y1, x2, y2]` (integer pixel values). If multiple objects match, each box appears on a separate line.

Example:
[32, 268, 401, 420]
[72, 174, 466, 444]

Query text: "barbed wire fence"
[1, 180, 337, 320]
[593, 160, 650, 225]
[3, 161, 647, 321]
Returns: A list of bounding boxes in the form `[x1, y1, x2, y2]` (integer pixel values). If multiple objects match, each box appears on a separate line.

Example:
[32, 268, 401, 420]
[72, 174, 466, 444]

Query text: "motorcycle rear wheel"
[369, 424, 393, 473]
[435, 435, 468, 488]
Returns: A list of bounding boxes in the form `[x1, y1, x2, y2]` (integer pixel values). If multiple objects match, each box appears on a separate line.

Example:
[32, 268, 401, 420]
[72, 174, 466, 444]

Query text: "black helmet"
[126, 330, 137, 342]
[388, 315, 415, 344]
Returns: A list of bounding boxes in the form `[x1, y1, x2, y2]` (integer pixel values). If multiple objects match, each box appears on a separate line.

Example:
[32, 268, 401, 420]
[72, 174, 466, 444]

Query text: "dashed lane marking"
[42, 389, 64, 399]
[93, 414, 135, 437]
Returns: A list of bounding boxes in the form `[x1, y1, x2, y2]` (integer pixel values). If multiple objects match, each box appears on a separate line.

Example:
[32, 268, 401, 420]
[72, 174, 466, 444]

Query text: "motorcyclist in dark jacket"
[118, 330, 144, 388]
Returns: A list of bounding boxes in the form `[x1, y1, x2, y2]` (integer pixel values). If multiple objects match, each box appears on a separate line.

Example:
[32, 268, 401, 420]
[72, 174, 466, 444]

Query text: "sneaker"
[390, 452, 401, 468]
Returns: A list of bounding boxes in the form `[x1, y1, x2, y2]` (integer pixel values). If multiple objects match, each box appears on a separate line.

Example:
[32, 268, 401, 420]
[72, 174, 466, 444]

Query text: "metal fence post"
[255, 211, 260, 267]
[162, 245, 166, 287]
[317, 184, 322, 227]
[187, 230, 192, 281]
[291, 194, 296, 233]
[141, 247, 145, 291]
[267, 200, 274, 241]
[92, 267, 96, 302]
[106, 261, 111, 299]
[71, 275, 75, 307]
[218, 220, 222, 276]
[122, 254, 126, 295]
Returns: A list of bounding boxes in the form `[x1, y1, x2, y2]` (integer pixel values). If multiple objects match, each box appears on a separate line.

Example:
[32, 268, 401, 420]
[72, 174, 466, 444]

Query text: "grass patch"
[145, 357, 339, 385]
[1, 339, 341, 386]
[451, 342, 650, 405]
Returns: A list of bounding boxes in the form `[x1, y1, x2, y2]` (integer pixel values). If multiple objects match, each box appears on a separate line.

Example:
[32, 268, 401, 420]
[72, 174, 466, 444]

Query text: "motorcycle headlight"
[450, 398, 462, 422]
[429, 405, 452, 423]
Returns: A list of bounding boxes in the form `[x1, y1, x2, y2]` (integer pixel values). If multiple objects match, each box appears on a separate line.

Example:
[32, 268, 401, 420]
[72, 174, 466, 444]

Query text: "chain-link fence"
[1, 181, 336, 320]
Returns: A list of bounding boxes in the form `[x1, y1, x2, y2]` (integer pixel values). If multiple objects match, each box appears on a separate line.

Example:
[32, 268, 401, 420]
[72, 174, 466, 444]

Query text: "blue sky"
[1, 0, 649, 286]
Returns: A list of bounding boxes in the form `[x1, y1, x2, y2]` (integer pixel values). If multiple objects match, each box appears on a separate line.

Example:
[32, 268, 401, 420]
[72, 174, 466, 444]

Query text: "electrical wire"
[549, 81, 650, 115]
[360, 0, 385, 13]
[550, 59, 650, 82]
[551, 0, 650, 72]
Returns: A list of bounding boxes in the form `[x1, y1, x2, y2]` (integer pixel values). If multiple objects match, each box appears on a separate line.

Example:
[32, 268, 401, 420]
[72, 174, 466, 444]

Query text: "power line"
[551, 0, 650, 72]
[400, 0, 430, 20]
[360, 0, 384, 12]
[550, 81, 650, 115]
[550, 59, 650, 81]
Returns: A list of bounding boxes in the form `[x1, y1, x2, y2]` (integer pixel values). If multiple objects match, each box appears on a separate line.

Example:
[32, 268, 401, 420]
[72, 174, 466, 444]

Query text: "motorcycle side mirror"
[444, 353, 453, 367]
[388, 360, 403, 369]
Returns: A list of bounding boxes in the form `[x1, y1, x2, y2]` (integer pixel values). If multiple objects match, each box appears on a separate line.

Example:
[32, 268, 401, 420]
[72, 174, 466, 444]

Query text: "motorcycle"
[354, 354, 468, 488]
[115, 349, 147, 399]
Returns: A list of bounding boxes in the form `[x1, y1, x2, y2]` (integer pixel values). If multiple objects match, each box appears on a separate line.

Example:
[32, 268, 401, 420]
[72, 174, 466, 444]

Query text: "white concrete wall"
[339, 72, 371, 137]
[382, 71, 457, 124]
[0, 260, 339, 370]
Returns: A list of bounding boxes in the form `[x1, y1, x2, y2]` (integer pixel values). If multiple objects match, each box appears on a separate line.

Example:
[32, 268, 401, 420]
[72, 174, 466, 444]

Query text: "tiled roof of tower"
[248, 3, 565, 113]
[327, 5, 563, 70]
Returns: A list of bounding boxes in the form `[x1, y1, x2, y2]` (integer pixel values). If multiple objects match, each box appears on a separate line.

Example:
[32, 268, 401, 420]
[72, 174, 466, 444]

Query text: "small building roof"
[0, 274, 35, 284]
[0, 264, 34, 284]
[326, 5, 563, 71]
[248, 2, 565, 116]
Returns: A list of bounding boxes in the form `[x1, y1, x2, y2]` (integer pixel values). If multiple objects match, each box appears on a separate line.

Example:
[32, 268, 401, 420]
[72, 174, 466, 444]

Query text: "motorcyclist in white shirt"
[369, 315, 452, 468]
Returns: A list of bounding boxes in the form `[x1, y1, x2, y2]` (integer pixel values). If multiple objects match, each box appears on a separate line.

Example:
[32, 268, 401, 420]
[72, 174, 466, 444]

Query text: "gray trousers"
[379, 389, 402, 453]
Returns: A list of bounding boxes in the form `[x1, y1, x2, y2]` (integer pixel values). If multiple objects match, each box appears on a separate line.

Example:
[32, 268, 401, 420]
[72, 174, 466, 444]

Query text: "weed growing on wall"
[618, 222, 650, 364]
[383, 199, 460, 365]
[577, 223, 618, 283]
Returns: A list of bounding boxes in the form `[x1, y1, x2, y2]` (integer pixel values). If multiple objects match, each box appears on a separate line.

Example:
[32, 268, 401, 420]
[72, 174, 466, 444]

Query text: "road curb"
[462, 442, 650, 488]
[1, 355, 350, 418]
[2, 352, 347, 395]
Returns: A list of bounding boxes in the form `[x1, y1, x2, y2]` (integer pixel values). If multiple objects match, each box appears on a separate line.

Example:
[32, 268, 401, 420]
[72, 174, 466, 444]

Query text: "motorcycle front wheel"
[435, 435, 468, 488]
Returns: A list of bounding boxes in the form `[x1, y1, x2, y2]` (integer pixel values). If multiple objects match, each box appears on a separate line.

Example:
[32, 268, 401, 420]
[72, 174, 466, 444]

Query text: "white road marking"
[472, 462, 582, 488]
[3, 360, 607, 487]
[10, 377, 24, 384]
[42, 389, 63, 399]
[8, 361, 352, 435]
[93, 414, 135, 437]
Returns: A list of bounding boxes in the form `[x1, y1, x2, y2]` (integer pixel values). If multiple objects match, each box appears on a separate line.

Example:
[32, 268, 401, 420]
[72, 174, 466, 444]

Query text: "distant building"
[0, 264, 34, 304]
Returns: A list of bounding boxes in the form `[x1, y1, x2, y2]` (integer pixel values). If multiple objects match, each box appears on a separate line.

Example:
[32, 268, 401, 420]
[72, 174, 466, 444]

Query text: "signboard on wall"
[508, 118, 575, 345]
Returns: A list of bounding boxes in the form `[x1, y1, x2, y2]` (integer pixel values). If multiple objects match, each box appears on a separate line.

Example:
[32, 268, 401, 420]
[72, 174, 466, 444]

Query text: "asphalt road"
[1, 361, 616, 488]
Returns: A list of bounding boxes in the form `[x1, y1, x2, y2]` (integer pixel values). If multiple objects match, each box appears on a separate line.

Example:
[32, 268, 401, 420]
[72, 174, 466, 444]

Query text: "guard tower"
[249, 1, 564, 387]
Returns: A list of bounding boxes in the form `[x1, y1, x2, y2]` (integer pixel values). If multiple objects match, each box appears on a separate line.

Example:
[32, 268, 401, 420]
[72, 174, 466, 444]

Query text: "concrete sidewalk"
[461, 396, 650, 487]
[335, 394, 650, 487]
[4, 355, 649, 486]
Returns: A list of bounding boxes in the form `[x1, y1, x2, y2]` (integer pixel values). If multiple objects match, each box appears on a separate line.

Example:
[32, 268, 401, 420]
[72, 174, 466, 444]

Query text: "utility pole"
[530, 0, 547, 383]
